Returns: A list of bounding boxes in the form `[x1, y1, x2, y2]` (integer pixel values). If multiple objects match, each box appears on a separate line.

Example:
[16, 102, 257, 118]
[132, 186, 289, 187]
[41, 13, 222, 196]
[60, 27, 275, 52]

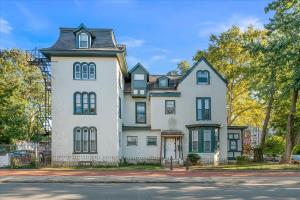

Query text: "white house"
[41, 24, 243, 164]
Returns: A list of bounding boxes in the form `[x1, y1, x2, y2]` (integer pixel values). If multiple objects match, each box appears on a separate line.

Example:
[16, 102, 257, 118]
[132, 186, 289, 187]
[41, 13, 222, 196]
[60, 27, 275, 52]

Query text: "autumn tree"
[194, 26, 265, 126]
[0, 49, 45, 144]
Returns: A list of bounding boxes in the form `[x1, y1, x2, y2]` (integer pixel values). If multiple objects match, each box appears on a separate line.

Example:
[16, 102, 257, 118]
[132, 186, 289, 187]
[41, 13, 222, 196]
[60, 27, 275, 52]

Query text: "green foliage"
[264, 135, 285, 156]
[176, 60, 190, 75]
[187, 153, 200, 164]
[293, 142, 300, 155]
[236, 155, 251, 164]
[0, 49, 45, 144]
[194, 26, 265, 126]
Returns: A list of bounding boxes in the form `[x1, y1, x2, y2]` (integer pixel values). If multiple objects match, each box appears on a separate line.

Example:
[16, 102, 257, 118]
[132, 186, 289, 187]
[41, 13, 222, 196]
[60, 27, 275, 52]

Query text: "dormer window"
[158, 77, 169, 88]
[197, 70, 210, 84]
[134, 74, 145, 81]
[79, 32, 89, 48]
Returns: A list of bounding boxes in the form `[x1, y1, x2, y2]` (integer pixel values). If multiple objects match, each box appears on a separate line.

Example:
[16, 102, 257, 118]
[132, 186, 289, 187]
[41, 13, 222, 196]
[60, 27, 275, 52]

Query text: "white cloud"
[170, 58, 182, 63]
[0, 18, 12, 34]
[122, 38, 145, 48]
[151, 55, 166, 61]
[197, 15, 264, 37]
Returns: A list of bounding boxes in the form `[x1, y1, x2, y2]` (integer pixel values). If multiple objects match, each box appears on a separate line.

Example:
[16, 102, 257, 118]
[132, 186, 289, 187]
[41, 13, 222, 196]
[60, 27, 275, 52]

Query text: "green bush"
[264, 135, 285, 156]
[236, 155, 250, 164]
[293, 142, 300, 155]
[187, 153, 200, 164]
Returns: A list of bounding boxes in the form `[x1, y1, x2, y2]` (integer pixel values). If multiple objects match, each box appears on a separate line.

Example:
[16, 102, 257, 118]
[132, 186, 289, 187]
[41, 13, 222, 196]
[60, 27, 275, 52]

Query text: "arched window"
[82, 63, 88, 79]
[89, 63, 96, 79]
[79, 32, 89, 48]
[197, 70, 210, 84]
[73, 127, 97, 154]
[74, 92, 82, 113]
[74, 127, 82, 153]
[89, 92, 96, 114]
[82, 127, 89, 153]
[82, 93, 89, 113]
[89, 127, 97, 153]
[74, 63, 81, 79]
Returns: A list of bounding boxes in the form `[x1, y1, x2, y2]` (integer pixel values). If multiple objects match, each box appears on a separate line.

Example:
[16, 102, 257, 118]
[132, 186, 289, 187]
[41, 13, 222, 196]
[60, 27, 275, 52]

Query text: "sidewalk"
[1, 168, 300, 184]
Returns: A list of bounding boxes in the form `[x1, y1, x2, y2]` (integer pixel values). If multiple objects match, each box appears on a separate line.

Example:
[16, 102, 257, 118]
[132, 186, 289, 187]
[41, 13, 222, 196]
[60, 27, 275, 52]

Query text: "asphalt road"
[0, 182, 300, 200]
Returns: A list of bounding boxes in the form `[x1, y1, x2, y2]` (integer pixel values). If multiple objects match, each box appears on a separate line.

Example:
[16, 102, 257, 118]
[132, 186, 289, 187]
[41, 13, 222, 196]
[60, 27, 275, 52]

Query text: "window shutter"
[189, 130, 192, 153]
[199, 128, 204, 153]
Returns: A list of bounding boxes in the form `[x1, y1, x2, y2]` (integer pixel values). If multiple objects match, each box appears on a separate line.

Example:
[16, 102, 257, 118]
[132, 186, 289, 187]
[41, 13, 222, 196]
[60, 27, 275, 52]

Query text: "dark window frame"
[165, 100, 176, 114]
[73, 62, 96, 80]
[135, 102, 146, 124]
[196, 70, 210, 85]
[196, 97, 211, 120]
[74, 92, 97, 115]
[127, 136, 138, 146]
[147, 136, 157, 146]
[73, 126, 97, 154]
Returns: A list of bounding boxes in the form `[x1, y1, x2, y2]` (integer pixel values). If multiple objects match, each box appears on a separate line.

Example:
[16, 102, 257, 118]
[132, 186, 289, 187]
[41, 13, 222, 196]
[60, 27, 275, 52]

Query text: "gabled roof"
[179, 57, 228, 85]
[73, 23, 90, 34]
[128, 63, 149, 75]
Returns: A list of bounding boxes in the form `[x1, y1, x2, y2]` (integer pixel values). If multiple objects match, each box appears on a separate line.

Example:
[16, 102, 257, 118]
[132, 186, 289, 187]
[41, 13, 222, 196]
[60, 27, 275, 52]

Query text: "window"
[165, 100, 175, 114]
[127, 136, 138, 146]
[197, 70, 210, 84]
[82, 63, 88, 79]
[74, 92, 97, 114]
[73, 62, 96, 80]
[74, 128, 82, 153]
[73, 127, 97, 153]
[136, 102, 146, 123]
[196, 97, 211, 120]
[82, 128, 89, 153]
[89, 63, 96, 79]
[119, 97, 121, 119]
[192, 130, 198, 152]
[203, 130, 212, 153]
[230, 140, 237, 151]
[82, 93, 89, 113]
[147, 136, 157, 146]
[75, 93, 82, 113]
[89, 127, 97, 153]
[79, 32, 88, 48]
[74, 63, 81, 79]
[134, 74, 145, 81]
[159, 78, 168, 87]
[89, 93, 96, 114]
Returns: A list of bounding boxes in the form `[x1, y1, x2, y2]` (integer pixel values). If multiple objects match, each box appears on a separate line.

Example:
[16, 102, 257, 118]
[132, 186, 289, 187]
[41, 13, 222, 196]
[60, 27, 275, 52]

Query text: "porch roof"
[161, 130, 183, 137]
[185, 123, 222, 128]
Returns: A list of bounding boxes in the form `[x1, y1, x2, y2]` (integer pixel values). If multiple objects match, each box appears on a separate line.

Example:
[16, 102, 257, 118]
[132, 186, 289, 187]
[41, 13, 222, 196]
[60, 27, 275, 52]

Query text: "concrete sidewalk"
[1, 175, 300, 185]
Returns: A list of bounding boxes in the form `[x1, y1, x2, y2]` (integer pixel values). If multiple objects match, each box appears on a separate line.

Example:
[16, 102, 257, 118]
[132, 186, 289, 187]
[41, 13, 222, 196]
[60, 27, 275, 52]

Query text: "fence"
[49, 155, 161, 167]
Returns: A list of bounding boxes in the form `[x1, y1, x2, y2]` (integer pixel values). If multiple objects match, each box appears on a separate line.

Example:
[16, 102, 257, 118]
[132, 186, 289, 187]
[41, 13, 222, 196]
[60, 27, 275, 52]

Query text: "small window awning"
[185, 123, 221, 128]
[161, 130, 184, 137]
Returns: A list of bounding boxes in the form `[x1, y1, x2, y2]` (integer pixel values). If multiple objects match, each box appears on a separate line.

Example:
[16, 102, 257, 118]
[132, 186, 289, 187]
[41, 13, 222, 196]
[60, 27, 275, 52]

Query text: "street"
[1, 182, 300, 200]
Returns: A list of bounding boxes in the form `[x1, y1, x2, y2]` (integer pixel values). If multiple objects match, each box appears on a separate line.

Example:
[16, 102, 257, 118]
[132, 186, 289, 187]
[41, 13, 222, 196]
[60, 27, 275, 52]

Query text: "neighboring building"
[41, 24, 233, 164]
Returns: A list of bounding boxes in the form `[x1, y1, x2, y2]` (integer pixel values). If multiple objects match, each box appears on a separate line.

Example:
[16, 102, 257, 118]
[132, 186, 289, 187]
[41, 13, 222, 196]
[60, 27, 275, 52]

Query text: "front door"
[165, 138, 176, 159]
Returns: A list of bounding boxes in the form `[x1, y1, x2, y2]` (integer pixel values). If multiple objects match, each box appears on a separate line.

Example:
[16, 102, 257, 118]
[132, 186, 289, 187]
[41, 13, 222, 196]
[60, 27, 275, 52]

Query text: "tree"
[176, 60, 190, 75]
[0, 49, 45, 144]
[263, 0, 300, 163]
[193, 26, 265, 126]
[264, 135, 285, 157]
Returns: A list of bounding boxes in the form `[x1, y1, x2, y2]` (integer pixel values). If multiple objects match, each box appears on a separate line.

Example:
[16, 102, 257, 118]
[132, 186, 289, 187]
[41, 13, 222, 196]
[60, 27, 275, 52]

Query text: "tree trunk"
[227, 83, 234, 125]
[254, 69, 276, 162]
[281, 88, 298, 163]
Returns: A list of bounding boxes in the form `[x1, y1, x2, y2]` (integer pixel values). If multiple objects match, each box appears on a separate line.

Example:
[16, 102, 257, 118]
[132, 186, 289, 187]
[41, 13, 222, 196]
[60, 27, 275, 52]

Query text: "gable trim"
[178, 57, 228, 85]
[129, 63, 149, 75]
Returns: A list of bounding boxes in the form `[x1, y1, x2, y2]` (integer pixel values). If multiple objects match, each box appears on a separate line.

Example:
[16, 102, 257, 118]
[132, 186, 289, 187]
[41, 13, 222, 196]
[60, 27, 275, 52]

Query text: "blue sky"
[0, 0, 272, 74]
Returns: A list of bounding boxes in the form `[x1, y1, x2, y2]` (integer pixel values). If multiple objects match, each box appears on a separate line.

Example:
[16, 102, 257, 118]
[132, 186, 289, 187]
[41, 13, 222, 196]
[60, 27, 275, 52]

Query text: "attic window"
[158, 78, 168, 88]
[79, 32, 89, 48]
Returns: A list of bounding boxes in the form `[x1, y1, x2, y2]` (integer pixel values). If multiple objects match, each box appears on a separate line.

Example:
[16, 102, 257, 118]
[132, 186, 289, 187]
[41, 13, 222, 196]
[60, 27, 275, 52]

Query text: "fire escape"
[26, 48, 52, 136]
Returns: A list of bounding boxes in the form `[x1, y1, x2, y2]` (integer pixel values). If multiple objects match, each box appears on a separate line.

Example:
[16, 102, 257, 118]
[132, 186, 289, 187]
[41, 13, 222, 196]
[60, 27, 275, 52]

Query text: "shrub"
[187, 153, 200, 164]
[264, 135, 285, 157]
[236, 155, 250, 164]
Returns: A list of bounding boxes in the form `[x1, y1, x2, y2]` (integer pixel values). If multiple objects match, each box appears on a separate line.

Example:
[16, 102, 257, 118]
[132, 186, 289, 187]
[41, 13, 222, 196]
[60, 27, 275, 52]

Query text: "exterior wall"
[150, 60, 227, 160]
[117, 63, 125, 157]
[51, 56, 119, 158]
[122, 130, 161, 157]
[123, 94, 151, 127]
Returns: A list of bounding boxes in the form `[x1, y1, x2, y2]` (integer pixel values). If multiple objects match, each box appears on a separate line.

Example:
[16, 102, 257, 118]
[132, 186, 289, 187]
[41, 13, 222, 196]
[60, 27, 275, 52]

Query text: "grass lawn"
[192, 163, 300, 171]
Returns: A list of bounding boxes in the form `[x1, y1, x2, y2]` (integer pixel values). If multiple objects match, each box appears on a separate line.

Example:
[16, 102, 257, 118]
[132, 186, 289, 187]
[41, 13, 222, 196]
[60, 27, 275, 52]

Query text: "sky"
[0, 0, 272, 74]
